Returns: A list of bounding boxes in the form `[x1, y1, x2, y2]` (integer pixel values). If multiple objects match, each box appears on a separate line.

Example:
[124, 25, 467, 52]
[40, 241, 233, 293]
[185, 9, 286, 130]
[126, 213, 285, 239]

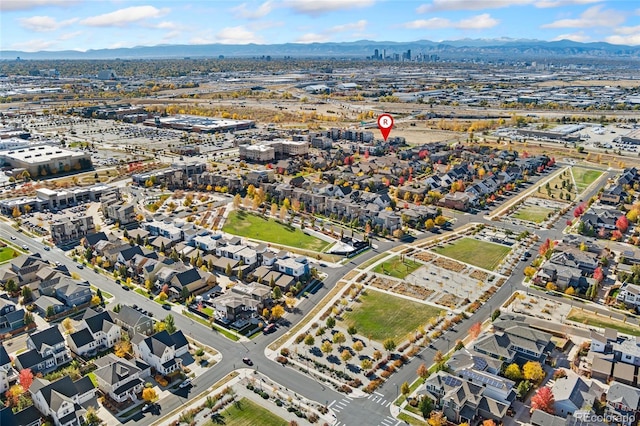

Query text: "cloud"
[285, 0, 375, 16]
[416, 0, 602, 13]
[605, 34, 640, 46]
[402, 13, 499, 30]
[552, 32, 591, 42]
[18, 16, 78, 32]
[296, 33, 331, 43]
[231, 1, 274, 19]
[10, 39, 56, 51]
[58, 31, 83, 41]
[542, 5, 625, 28]
[613, 25, 640, 35]
[1, 0, 79, 12]
[215, 26, 264, 44]
[80, 5, 169, 27]
[331, 20, 367, 33]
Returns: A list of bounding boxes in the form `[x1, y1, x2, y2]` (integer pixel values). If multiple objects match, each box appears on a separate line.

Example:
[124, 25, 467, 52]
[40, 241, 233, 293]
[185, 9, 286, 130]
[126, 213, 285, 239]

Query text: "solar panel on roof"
[442, 376, 462, 387]
[473, 357, 488, 370]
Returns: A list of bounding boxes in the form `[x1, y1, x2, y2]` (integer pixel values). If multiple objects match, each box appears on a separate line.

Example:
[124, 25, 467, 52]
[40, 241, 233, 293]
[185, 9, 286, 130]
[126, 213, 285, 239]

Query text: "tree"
[333, 332, 346, 345]
[23, 311, 34, 325]
[419, 396, 433, 419]
[21, 286, 32, 302]
[482, 420, 496, 426]
[115, 339, 132, 358]
[433, 350, 444, 366]
[272, 286, 282, 300]
[271, 304, 285, 320]
[347, 325, 358, 337]
[225, 263, 232, 276]
[361, 358, 373, 370]
[4, 384, 24, 407]
[62, 317, 75, 335]
[428, 410, 447, 426]
[469, 322, 482, 339]
[304, 334, 315, 347]
[85, 406, 101, 425]
[341, 349, 352, 364]
[616, 215, 629, 233]
[373, 350, 382, 361]
[326, 317, 336, 328]
[321, 340, 333, 355]
[383, 338, 396, 354]
[46, 305, 55, 318]
[12, 206, 21, 218]
[164, 314, 177, 334]
[565, 286, 576, 296]
[417, 363, 429, 379]
[593, 266, 604, 283]
[523, 361, 545, 383]
[142, 387, 158, 402]
[233, 194, 242, 208]
[434, 216, 447, 227]
[531, 386, 555, 414]
[401, 381, 410, 397]
[18, 368, 33, 390]
[504, 363, 523, 380]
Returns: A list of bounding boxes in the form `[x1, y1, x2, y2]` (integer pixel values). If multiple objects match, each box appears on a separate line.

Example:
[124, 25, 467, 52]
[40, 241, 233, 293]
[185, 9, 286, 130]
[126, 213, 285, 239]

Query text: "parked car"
[77, 264, 84, 269]
[263, 323, 276, 334]
[179, 379, 192, 388]
[162, 304, 171, 310]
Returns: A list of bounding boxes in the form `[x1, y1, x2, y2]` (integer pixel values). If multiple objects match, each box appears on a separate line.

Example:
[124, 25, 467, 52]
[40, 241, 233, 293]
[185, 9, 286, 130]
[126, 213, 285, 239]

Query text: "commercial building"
[239, 140, 309, 162]
[0, 145, 92, 177]
[143, 115, 255, 133]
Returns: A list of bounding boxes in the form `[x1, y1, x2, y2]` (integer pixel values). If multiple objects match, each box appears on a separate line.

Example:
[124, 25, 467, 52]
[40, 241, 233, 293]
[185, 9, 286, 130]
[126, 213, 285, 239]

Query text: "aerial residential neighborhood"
[3, 2, 640, 426]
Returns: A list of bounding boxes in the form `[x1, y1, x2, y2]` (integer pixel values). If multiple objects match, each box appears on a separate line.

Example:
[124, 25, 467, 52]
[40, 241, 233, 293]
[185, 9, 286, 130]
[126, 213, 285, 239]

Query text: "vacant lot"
[343, 289, 443, 342]
[533, 168, 576, 202]
[373, 256, 421, 279]
[572, 167, 602, 192]
[432, 238, 511, 271]
[204, 398, 286, 426]
[512, 205, 554, 223]
[567, 308, 640, 337]
[223, 211, 330, 252]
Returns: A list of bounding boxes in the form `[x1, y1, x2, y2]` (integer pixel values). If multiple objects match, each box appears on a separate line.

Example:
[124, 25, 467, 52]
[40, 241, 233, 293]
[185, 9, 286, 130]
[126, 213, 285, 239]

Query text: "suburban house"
[15, 326, 71, 374]
[0, 343, 17, 394]
[617, 283, 640, 310]
[274, 256, 309, 278]
[420, 369, 514, 424]
[473, 320, 554, 364]
[551, 373, 603, 417]
[66, 309, 122, 356]
[29, 375, 96, 426]
[93, 353, 150, 403]
[168, 267, 216, 298]
[131, 330, 188, 375]
[113, 305, 154, 337]
[606, 381, 640, 425]
[0, 297, 25, 334]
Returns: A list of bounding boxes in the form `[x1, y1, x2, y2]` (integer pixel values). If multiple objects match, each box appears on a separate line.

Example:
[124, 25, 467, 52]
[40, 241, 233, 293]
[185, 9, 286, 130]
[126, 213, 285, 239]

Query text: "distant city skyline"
[1, 0, 640, 53]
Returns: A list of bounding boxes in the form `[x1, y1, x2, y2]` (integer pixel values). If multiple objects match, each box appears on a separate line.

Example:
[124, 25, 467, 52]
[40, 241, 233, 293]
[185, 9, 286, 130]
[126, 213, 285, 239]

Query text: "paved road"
[0, 166, 617, 425]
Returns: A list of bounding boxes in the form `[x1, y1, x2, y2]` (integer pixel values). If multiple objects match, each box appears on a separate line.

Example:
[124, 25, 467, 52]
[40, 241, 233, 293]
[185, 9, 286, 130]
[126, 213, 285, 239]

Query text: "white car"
[178, 379, 192, 388]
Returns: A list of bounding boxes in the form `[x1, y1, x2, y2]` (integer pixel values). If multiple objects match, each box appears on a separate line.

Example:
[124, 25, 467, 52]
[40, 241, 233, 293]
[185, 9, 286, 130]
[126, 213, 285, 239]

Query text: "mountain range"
[2, 39, 639, 60]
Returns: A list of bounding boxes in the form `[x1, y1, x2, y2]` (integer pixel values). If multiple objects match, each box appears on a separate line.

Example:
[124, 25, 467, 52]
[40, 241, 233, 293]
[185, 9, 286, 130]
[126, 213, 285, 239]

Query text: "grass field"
[343, 289, 443, 342]
[432, 237, 511, 271]
[0, 246, 19, 263]
[204, 398, 286, 426]
[572, 167, 602, 192]
[567, 308, 640, 336]
[533, 168, 575, 202]
[373, 256, 421, 279]
[223, 211, 330, 252]
[512, 205, 554, 223]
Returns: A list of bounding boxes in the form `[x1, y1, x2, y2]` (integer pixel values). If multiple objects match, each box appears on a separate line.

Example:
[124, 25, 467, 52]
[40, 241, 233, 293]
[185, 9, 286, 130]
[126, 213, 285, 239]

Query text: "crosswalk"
[328, 396, 353, 413]
[333, 416, 402, 426]
[367, 391, 393, 408]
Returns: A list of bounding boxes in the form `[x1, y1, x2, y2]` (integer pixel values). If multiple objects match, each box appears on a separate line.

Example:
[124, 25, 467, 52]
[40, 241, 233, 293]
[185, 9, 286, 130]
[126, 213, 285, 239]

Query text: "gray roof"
[69, 329, 94, 349]
[94, 354, 142, 386]
[608, 381, 640, 410]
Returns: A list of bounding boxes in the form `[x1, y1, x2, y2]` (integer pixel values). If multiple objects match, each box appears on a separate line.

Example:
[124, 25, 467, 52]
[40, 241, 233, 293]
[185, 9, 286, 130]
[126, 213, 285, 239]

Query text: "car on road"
[22, 245, 29, 250]
[77, 264, 84, 269]
[10, 236, 16, 240]
[242, 357, 253, 366]
[44, 246, 50, 251]
[178, 379, 192, 388]
[55, 261, 61, 266]
[263, 323, 276, 334]
[162, 304, 171, 310]
[121, 284, 130, 291]
[115, 279, 121, 284]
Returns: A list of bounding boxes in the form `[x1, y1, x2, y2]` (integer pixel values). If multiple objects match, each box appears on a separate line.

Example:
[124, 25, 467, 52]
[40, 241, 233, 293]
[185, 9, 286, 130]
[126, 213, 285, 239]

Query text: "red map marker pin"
[377, 113, 394, 141]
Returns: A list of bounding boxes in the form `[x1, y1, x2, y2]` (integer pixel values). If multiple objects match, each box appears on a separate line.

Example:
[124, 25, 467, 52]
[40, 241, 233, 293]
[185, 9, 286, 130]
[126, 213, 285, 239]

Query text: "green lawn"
[432, 237, 511, 271]
[223, 211, 330, 252]
[204, 398, 287, 426]
[0, 246, 19, 263]
[373, 256, 421, 279]
[572, 167, 602, 192]
[567, 308, 640, 336]
[343, 289, 443, 342]
[512, 205, 554, 223]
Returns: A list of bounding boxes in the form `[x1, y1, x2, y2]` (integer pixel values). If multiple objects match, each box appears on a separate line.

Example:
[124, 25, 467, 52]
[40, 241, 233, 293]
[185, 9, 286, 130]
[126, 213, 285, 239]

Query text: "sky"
[2, 0, 640, 52]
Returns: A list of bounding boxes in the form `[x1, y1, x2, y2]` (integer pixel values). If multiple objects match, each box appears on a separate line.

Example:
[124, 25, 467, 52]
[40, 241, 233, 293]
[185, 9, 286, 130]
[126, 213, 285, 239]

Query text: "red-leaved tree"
[573, 204, 585, 218]
[19, 368, 33, 390]
[469, 322, 482, 339]
[593, 266, 604, 283]
[531, 386, 555, 414]
[616, 215, 629, 233]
